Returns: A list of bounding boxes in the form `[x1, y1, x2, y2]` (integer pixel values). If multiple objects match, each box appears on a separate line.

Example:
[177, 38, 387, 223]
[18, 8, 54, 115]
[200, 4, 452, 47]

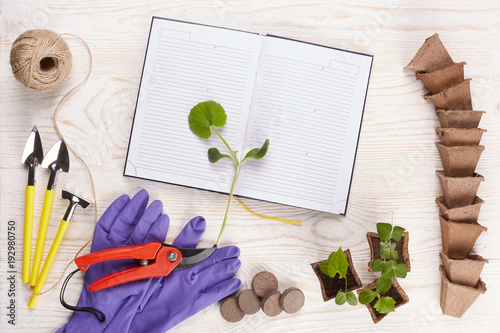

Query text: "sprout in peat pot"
[358, 223, 410, 323]
[311, 247, 362, 304]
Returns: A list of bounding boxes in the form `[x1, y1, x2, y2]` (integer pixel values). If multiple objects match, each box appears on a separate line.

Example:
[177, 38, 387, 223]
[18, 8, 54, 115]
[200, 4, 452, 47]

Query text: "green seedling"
[188, 100, 269, 245]
[320, 247, 358, 306]
[358, 223, 407, 313]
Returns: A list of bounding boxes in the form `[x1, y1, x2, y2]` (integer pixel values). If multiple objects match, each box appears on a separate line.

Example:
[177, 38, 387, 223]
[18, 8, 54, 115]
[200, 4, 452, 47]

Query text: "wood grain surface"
[1, 0, 499, 332]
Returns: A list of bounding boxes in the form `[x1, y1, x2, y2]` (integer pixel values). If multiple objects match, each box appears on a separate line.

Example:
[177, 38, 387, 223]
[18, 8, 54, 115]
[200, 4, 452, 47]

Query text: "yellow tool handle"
[23, 185, 36, 284]
[28, 219, 70, 309]
[30, 189, 55, 287]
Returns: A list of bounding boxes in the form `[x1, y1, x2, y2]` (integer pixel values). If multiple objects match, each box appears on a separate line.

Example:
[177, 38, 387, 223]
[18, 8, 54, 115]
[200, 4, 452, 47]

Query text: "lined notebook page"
[236, 36, 372, 214]
[125, 18, 262, 192]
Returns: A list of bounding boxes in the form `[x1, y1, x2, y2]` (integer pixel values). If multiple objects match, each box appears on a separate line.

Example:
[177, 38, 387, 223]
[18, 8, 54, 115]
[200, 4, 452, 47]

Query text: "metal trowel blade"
[22, 126, 44, 166]
[41, 139, 70, 172]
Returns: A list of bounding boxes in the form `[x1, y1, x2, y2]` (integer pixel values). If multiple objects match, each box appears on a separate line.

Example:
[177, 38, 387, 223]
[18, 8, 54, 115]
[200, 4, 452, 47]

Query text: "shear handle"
[87, 246, 182, 291]
[75, 242, 163, 272]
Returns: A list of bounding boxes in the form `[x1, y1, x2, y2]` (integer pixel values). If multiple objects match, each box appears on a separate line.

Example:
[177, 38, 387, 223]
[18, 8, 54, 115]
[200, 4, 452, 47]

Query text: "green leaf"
[373, 297, 396, 314]
[377, 223, 392, 242]
[395, 263, 408, 278]
[188, 100, 227, 139]
[320, 247, 350, 279]
[380, 242, 392, 260]
[207, 147, 232, 163]
[319, 261, 331, 276]
[392, 226, 405, 241]
[243, 139, 269, 161]
[335, 291, 347, 305]
[346, 292, 358, 306]
[331, 247, 349, 279]
[371, 259, 386, 272]
[327, 266, 339, 278]
[376, 277, 392, 294]
[381, 260, 397, 279]
[359, 290, 377, 304]
[320, 260, 337, 279]
[390, 249, 399, 260]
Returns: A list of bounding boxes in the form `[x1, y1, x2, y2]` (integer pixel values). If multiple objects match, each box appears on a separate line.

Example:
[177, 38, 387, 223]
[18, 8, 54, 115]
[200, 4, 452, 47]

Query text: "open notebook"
[125, 17, 373, 215]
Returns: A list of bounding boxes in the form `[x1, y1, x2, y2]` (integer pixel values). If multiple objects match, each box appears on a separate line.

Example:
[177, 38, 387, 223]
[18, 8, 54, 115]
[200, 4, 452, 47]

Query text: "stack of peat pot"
[405, 34, 488, 318]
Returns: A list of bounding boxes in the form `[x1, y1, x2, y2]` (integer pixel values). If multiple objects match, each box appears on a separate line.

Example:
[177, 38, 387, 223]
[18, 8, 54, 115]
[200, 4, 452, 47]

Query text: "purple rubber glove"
[58, 189, 241, 333]
[129, 216, 241, 333]
[57, 189, 170, 333]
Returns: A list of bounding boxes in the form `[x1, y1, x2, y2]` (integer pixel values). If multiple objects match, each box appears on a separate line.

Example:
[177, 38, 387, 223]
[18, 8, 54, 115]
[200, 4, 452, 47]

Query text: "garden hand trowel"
[21, 126, 43, 284]
[30, 139, 69, 287]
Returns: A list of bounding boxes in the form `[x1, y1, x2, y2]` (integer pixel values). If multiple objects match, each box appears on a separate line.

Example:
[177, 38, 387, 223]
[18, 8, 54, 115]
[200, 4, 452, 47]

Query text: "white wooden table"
[1, 1, 499, 332]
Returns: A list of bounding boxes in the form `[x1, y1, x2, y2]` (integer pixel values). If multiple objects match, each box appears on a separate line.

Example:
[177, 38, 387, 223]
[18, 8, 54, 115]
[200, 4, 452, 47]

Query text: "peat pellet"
[252, 271, 278, 297]
[237, 289, 261, 315]
[261, 291, 282, 317]
[220, 296, 245, 322]
[279, 287, 305, 314]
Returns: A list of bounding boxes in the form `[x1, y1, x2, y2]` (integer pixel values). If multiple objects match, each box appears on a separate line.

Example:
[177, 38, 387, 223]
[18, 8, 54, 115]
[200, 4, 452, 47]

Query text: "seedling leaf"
[392, 226, 405, 241]
[319, 261, 333, 276]
[381, 260, 397, 279]
[332, 247, 349, 278]
[189, 100, 227, 139]
[321, 247, 348, 279]
[335, 291, 347, 305]
[376, 277, 392, 294]
[374, 297, 396, 314]
[380, 242, 392, 260]
[395, 263, 408, 278]
[390, 249, 399, 260]
[377, 223, 392, 242]
[243, 139, 269, 161]
[377, 277, 392, 294]
[346, 292, 358, 306]
[359, 290, 377, 304]
[371, 259, 386, 272]
[324, 259, 338, 278]
[208, 147, 232, 163]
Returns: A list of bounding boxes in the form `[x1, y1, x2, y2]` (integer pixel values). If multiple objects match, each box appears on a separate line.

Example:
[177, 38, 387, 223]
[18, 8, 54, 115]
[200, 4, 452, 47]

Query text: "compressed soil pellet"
[220, 296, 245, 322]
[261, 291, 282, 317]
[237, 289, 261, 315]
[279, 287, 305, 314]
[252, 271, 278, 297]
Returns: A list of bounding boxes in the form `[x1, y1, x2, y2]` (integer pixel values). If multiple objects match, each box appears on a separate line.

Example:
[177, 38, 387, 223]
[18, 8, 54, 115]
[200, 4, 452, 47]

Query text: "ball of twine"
[10, 29, 72, 91]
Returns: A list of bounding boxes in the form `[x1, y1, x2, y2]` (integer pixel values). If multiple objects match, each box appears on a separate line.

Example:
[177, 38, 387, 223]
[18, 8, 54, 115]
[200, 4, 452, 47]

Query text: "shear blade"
[177, 245, 217, 269]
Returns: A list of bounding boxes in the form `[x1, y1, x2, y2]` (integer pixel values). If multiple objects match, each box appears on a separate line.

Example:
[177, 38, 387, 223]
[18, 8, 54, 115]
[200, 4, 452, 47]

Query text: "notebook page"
[236, 36, 372, 214]
[125, 18, 262, 193]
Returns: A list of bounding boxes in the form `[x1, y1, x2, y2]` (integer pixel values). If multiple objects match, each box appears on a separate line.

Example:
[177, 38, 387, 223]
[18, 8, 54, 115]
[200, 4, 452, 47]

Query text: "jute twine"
[10, 29, 73, 91]
[10, 29, 96, 299]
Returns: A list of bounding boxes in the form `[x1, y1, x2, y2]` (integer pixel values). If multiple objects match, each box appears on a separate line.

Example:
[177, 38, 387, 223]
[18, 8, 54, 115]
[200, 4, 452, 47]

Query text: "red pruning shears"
[75, 242, 216, 291]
